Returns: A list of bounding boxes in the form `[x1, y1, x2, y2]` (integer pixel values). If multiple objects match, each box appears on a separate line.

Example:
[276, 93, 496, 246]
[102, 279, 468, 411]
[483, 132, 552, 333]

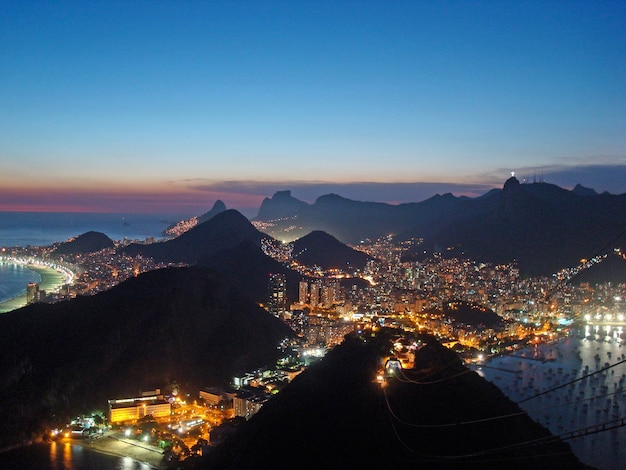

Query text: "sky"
[1, 0, 625, 217]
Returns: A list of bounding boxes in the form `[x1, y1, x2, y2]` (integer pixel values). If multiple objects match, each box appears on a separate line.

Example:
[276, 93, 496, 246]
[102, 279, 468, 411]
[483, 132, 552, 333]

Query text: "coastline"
[0, 264, 68, 314]
[79, 434, 166, 469]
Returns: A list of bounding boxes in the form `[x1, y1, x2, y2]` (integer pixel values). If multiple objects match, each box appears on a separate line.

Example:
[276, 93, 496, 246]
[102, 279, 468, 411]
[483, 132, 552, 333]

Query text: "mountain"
[255, 190, 309, 221]
[291, 230, 373, 271]
[163, 200, 227, 235]
[121, 209, 268, 264]
[198, 241, 302, 305]
[572, 184, 598, 197]
[0, 266, 294, 447]
[198, 199, 227, 223]
[53, 231, 114, 254]
[203, 330, 585, 469]
[421, 177, 626, 277]
[255, 180, 626, 279]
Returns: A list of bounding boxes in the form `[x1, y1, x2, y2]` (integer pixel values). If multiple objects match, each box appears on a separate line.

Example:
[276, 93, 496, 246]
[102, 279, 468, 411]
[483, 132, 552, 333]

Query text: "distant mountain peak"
[572, 184, 598, 197]
[255, 190, 309, 221]
[503, 175, 521, 192]
[121, 209, 267, 264]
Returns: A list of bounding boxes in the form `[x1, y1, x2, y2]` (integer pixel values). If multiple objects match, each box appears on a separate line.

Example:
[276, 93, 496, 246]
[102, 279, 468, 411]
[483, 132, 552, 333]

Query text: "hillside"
[163, 200, 227, 234]
[52, 231, 114, 254]
[120, 209, 268, 264]
[0, 266, 294, 447]
[203, 330, 585, 469]
[197, 241, 302, 305]
[291, 230, 373, 271]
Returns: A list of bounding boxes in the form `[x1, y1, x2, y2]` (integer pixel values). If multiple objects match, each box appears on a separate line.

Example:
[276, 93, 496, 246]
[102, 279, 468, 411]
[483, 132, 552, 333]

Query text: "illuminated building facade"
[299, 281, 308, 304]
[107, 395, 171, 423]
[268, 273, 287, 318]
[26, 282, 39, 304]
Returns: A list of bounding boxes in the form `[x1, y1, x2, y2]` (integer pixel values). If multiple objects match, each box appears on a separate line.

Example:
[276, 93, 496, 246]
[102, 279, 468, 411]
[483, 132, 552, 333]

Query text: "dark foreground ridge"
[203, 331, 588, 470]
[0, 266, 294, 447]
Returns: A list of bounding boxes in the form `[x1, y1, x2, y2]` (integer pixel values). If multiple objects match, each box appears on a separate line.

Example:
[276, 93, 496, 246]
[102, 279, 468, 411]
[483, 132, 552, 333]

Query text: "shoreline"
[0, 263, 68, 313]
[78, 434, 166, 469]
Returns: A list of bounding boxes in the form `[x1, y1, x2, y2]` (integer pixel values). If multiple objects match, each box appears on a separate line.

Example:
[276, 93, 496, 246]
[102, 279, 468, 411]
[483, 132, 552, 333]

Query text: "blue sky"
[1, 0, 625, 215]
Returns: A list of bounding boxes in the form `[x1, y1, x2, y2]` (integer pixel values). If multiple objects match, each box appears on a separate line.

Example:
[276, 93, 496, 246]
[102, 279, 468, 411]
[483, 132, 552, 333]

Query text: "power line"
[517, 357, 626, 404]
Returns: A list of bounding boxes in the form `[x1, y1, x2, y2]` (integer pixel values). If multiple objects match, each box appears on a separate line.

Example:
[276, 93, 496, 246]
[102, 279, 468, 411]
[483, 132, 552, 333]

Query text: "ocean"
[0, 212, 188, 248]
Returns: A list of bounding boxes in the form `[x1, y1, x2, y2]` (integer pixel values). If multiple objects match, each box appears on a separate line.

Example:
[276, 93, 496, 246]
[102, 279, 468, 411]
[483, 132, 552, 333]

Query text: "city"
[2, 223, 624, 466]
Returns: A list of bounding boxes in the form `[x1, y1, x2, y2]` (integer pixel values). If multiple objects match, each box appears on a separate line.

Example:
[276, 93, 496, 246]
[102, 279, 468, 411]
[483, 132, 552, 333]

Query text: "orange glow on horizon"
[0, 187, 265, 214]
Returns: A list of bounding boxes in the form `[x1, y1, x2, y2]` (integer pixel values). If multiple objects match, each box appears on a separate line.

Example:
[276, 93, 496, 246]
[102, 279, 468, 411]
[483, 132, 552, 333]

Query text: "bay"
[0, 262, 41, 304]
[476, 326, 626, 470]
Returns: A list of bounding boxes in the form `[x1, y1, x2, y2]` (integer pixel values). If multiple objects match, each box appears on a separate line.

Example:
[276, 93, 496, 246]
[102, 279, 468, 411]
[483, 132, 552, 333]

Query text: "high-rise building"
[299, 281, 309, 304]
[321, 285, 334, 307]
[309, 282, 320, 307]
[26, 282, 39, 304]
[268, 273, 287, 318]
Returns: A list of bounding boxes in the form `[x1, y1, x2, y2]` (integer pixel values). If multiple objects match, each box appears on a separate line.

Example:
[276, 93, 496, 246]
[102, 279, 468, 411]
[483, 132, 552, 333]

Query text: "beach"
[81, 433, 166, 469]
[0, 434, 167, 469]
[0, 264, 68, 314]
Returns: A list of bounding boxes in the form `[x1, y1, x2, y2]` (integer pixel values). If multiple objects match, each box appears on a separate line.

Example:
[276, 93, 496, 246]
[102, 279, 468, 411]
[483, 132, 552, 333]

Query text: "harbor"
[476, 324, 626, 470]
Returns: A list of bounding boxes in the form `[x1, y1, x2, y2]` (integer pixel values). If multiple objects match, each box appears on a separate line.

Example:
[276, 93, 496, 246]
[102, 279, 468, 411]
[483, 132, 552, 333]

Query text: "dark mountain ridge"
[254, 180, 626, 278]
[0, 266, 294, 446]
[53, 230, 114, 254]
[291, 230, 373, 271]
[203, 331, 586, 469]
[121, 209, 267, 264]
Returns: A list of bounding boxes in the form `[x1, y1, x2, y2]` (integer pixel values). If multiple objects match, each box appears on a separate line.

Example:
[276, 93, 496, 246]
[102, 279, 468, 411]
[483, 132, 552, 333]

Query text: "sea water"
[477, 326, 626, 470]
[0, 212, 189, 248]
[0, 262, 41, 304]
[0, 441, 156, 470]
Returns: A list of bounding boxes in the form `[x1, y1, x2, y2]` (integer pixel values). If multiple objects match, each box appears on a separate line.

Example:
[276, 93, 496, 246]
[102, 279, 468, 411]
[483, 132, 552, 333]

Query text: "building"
[233, 388, 272, 420]
[299, 281, 309, 304]
[268, 273, 287, 318]
[309, 282, 320, 307]
[108, 395, 171, 424]
[26, 282, 39, 304]
[200, 386, 236, 408]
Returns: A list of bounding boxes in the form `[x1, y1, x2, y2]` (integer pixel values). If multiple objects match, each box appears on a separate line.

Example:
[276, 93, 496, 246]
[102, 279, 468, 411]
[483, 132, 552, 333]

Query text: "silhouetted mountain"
[292, 230, 373, 271]
[255, 190, 309, 221]
[0, 266, 294, 447]
[53, 231, 114, 254]
[572, 184, 598, 197]
[203, 331, 585, 469]
[198, 241, 302, 305]
[256, 179, 626, 279]
[121, 209, 267, 263]
[424, 178, 626, 277]
[198, 199, 227, 223]
[164, 200, 227, 234]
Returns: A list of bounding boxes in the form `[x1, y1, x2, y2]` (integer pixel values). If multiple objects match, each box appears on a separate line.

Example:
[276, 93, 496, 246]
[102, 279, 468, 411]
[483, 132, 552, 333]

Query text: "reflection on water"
[477, 325, 625, 470]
